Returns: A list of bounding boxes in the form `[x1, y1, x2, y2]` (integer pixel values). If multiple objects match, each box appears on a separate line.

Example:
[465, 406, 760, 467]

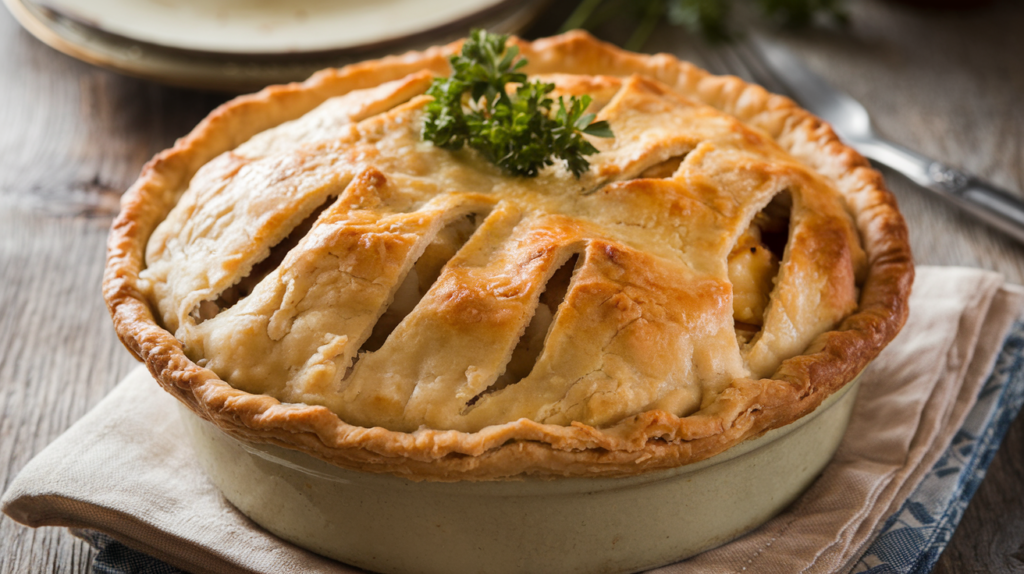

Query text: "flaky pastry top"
[105, 32, 912, 480]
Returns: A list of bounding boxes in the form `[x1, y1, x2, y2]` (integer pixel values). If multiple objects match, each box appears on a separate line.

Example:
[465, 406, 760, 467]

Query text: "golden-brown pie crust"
[104, 32, 912, 481]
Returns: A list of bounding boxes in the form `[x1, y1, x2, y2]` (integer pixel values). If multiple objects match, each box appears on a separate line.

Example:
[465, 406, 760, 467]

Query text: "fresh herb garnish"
[422, 29, 613, 178]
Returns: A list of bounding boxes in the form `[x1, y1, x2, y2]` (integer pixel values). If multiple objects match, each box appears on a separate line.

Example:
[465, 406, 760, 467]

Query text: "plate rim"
[3, 0, 550, 92]
[31, 0, 525, 56]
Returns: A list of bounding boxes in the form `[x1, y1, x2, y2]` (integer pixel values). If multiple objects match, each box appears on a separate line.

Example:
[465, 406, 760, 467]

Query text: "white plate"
[33, 0, 516, 55]
[4, 0, 548, 91]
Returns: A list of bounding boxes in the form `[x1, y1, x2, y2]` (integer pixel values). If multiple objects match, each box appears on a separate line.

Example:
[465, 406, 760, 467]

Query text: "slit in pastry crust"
[729, 190, 791, 345]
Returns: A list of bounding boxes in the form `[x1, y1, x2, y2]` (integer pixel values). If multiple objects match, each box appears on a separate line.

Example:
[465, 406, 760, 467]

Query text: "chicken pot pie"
[104, 31, 912, 481]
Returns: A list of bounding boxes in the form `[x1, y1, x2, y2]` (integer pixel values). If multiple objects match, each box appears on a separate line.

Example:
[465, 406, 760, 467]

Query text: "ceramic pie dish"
[179, 372, 862, 574]
[103, 31, 913, 571]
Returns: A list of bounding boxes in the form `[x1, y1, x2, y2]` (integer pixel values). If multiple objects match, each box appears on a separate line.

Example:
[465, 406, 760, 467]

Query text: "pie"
[104, 31, 913, 481]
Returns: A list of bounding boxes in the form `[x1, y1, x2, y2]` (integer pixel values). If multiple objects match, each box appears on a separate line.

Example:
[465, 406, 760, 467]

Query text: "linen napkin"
[4, 266, 1024, 574]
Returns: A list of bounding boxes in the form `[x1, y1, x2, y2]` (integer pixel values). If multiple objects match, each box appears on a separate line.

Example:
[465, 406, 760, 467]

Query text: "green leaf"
[583, 121, 614, 139]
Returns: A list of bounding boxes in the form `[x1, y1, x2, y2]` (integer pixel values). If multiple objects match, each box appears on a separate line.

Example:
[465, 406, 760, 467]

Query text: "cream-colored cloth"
[3, 266, 1023, 574]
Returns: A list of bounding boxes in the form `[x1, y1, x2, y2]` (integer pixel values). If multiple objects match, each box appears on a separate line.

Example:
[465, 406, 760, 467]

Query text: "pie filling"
[140, 70, 867, 434]
[729, 191, 791, 346]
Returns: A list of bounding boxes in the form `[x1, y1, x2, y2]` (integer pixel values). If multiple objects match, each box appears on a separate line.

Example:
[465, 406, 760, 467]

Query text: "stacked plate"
[4, 0, 549, 91]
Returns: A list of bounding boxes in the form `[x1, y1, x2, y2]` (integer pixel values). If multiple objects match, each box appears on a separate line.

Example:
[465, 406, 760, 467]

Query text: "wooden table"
[1, 1, 1022, 572]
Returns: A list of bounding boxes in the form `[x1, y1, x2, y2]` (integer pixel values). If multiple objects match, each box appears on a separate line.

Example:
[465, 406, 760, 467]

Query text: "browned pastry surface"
[103, 31, 913, 480]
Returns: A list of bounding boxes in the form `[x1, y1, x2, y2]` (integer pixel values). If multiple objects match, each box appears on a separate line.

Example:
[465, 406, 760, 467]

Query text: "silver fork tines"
[700, 35, 1024, 245]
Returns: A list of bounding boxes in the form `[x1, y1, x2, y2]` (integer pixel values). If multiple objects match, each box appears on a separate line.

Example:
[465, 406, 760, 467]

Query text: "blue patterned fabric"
[74, 530, 184, 574]
[77, 322, 1024, 574]
[853, 319, 1024, 574]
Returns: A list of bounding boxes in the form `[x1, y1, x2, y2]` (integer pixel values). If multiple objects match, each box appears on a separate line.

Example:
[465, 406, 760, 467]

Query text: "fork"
[698, 35, 1024, 245]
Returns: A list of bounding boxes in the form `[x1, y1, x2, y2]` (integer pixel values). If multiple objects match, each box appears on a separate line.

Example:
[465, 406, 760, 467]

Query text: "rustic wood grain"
[1, 0, 1022, 572]
[0, 7, 227, 572]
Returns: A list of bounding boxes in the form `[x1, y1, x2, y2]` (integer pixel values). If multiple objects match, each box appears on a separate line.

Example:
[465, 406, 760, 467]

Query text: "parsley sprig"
[422, 29, 613, 178]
